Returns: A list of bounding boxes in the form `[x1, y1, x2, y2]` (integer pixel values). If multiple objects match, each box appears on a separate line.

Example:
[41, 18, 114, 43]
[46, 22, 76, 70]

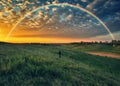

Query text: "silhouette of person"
[58, 51, 62, 58]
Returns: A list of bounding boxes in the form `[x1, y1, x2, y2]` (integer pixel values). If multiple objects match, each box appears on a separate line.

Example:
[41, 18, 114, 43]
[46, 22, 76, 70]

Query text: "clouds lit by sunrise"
[0, 0, 120, 43]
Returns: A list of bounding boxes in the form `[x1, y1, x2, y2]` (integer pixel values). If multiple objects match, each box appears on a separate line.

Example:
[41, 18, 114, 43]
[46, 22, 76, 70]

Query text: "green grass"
[63, 44, 120, 54]
[0, 43, 120, 86]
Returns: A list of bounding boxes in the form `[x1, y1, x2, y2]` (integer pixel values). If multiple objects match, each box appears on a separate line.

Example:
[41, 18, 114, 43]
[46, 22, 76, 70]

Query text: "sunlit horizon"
[0, 0, 119, 43]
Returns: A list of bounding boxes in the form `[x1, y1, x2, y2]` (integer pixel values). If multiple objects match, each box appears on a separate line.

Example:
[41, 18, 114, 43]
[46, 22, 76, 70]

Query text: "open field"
[0, 43, 120, 86]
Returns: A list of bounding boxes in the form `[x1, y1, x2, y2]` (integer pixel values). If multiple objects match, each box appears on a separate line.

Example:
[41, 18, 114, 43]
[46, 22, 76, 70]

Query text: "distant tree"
[112, 40, 117, 47]
[99, 41, 102, 44]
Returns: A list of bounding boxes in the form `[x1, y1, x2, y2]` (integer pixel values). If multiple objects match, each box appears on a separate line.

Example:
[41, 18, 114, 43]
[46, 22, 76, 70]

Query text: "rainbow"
[5, 3, 115, 40]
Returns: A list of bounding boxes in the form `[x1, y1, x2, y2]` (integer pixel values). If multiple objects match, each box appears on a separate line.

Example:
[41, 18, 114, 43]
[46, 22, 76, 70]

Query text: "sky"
[0, 0, 120, 43]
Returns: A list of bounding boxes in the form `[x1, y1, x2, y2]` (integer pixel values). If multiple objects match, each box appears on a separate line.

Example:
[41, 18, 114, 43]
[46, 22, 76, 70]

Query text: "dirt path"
[87, 52, 120, 59]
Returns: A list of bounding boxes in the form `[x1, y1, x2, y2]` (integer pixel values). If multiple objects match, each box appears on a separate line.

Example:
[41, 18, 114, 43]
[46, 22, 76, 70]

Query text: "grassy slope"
[0, 43, 120, 86]
[63, 44, 120, 54]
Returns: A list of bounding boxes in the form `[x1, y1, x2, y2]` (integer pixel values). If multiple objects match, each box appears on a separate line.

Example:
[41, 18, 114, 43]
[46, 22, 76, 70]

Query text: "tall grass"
[0, 43, 120, 86]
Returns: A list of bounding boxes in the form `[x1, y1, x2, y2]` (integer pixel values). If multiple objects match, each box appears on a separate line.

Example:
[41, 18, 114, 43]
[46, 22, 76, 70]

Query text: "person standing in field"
[58, 51, 62, 58]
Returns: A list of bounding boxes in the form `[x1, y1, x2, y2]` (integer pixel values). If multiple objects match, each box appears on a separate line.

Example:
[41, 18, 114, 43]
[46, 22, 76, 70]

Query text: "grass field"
[0, 43, 120, 86]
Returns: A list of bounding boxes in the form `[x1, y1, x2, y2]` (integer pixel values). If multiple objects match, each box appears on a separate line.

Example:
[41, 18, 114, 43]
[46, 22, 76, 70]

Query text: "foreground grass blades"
[0, 43, 120, 86]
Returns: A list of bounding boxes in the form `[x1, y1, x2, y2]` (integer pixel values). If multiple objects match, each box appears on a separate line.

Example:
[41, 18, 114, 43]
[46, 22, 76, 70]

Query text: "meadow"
[0, 43, 120, 86]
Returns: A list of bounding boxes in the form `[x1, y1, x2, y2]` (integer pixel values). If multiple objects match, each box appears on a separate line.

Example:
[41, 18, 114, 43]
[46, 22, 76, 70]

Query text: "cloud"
[81, 0, 88, 3]
[52, 0, 59, 4]
[66, 14, 73, 20]
[86, 0, 97, 10]
[46, 1, 51, 5]
[52, 8, 57, 12]
[85, 0, 120, 33]
[86, 0, 105, 10]
[90, 31, 120, 41]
